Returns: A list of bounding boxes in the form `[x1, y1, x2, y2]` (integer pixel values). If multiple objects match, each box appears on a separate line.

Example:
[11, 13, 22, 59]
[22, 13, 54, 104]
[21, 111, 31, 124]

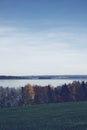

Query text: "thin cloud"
[0, 26, 87, 75]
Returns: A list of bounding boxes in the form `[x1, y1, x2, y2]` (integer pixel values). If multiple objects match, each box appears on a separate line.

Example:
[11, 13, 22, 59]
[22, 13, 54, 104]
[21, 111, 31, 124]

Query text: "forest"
[0, 81, 87, 107]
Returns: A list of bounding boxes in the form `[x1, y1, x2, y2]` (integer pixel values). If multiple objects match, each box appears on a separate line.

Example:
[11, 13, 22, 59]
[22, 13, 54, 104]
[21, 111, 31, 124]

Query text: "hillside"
[0, 102, 87, 130]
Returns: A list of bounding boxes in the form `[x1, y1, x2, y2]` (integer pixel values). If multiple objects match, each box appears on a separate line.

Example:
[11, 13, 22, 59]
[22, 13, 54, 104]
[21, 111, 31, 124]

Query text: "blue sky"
[0, 0, 87, 75]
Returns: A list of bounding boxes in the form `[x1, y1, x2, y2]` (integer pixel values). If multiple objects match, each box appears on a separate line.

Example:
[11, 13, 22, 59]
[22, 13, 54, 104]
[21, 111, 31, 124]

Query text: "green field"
[0, 102, 87, 130]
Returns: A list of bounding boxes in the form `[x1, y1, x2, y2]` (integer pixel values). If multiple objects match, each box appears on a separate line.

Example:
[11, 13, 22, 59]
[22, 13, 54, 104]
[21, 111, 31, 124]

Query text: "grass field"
[0, 102, 87, 130]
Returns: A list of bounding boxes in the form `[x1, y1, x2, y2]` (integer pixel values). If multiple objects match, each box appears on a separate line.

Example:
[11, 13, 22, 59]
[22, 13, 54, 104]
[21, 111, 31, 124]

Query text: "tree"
[22, 84, 35, 105]
[47, 85, 56, 103]
[61, 84, 71, 102]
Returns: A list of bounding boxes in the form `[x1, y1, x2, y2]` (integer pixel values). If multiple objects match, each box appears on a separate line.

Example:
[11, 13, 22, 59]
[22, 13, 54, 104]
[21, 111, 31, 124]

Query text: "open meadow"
[0, 102, 87, 130]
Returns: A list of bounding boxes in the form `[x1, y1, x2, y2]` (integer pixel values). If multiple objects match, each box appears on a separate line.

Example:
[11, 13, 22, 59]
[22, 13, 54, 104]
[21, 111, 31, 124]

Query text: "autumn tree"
[22, 84, 35, 105]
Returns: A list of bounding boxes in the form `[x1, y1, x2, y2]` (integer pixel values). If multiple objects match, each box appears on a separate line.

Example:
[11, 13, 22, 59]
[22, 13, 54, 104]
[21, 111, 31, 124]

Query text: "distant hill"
[0, 75, 87, 80]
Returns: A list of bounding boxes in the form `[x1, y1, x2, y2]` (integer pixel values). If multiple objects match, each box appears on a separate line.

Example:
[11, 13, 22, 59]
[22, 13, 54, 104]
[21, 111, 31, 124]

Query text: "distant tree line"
[0, 81, 87, 107]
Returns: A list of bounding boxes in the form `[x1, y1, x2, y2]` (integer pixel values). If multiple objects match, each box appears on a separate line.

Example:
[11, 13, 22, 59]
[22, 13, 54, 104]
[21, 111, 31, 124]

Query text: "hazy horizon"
[0, 0, 87, 76]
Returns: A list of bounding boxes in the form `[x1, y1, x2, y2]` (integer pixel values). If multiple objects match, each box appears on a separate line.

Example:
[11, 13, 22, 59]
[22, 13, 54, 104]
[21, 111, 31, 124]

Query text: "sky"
[0, 0, 87, 75]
